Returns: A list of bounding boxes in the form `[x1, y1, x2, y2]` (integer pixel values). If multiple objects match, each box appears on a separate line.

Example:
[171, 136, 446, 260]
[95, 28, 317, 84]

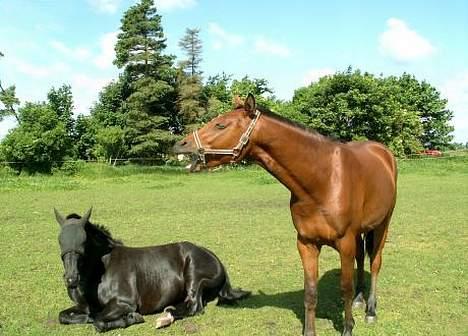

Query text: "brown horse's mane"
[255, 105, 337, 144]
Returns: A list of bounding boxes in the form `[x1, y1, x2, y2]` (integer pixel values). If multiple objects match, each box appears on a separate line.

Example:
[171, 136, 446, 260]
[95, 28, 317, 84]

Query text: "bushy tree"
[385, 73, 453, 150]
[90, 77, 128, 128]
[289, 68, 453, 156]
[74, 114, 97, 160]
[47, 85, 74, 136]
[200, 74, 276, 123]
[94, 126, 127, 164]
[1, 102, 69, 173]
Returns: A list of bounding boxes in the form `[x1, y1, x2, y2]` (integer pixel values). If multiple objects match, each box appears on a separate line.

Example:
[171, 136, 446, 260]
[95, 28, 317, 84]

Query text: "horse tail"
[217, 267, 250, 305]
[365, 230, 375, 258]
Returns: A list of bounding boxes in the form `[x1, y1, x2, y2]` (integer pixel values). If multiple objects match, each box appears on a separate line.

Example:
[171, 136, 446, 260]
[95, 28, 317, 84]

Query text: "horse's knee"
[304, 284, 317, 308]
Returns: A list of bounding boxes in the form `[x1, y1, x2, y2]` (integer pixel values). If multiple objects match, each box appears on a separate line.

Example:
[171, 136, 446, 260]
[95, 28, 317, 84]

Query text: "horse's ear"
[244, 93, 256, 116]
[54, 208, 66, 226]
[233, 95, 244, 109]
[80, 207, 93, 225]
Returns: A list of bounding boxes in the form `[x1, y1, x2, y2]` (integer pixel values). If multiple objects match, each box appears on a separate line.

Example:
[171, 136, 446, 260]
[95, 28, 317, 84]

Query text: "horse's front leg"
[297, 235, 321, 336]
[59, 305, 92, 324]
[93, 298, 143, 332]
[338, 234, 357, 336]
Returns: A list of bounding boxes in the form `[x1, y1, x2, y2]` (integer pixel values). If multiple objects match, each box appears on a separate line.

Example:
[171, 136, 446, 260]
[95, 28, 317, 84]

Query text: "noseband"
[192, 110, 261, 166]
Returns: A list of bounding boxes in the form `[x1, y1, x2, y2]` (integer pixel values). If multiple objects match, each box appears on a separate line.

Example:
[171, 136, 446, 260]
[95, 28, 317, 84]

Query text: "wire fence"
[1, 150, 467, 167]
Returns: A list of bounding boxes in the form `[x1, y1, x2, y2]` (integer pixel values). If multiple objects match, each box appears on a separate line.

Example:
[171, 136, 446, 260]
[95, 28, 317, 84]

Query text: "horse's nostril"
[181, 141, 187, 146]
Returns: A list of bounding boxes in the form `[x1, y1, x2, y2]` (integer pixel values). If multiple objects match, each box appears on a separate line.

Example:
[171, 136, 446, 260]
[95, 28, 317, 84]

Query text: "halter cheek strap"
[192, 110, 261, 166]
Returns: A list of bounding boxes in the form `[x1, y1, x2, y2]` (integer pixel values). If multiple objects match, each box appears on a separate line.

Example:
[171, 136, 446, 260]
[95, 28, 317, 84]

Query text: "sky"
[1, 0, 467, 143]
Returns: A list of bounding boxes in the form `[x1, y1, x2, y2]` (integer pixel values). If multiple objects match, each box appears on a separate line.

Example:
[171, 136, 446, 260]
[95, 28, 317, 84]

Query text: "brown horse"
[173, 94, 397, 336]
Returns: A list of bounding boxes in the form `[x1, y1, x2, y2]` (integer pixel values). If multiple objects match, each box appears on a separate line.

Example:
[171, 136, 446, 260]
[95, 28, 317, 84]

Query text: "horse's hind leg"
[59, 305, 92, 324]
[365, 220, 390, 323]
[352, 234, 366, 309]
[93, 298, 143, 332]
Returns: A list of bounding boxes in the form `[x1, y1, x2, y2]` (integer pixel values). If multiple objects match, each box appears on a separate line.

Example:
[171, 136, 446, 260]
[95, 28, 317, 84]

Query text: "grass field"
[0, 157, 467, 335]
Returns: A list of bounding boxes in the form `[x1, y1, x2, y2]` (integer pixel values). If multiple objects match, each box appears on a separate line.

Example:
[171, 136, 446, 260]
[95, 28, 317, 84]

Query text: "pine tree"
[114, 0, 178, 159]
[178, 28, 202, 77]
[177, 28, 204, 130]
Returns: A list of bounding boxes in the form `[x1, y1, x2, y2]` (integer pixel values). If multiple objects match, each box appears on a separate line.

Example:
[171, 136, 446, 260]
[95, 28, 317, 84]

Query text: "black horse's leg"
[353, 234, 366, 309]
[93, 298, 143, 332]
[59, 305, 92, 324]
[182, 257, 208, 316]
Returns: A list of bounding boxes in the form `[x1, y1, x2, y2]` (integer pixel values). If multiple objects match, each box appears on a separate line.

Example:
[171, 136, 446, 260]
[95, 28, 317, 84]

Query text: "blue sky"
[1, 0, 467, 143]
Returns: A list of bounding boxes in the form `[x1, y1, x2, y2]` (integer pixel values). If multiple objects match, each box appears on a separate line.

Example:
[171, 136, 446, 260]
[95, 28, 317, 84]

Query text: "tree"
[90, 77, 128, 128]
[74, 114, 97, 160]
[0, 83, 20, 123]
[1, 102, 69, 173]
[288, 68, 453, 156]
[47, 85, 74, 137]
[0, 52, 20, 123]
[177, 28, 204, 130]
[178, 28, 203, 77]
[114, 0, 178, 159]
[94, 126, 127, 164]
[386, 73, 453, 150]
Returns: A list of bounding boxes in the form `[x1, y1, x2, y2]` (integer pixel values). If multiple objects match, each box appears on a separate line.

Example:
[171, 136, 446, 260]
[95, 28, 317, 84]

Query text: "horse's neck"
[250, 115, 335, 200]
[84, 226, 115, 265]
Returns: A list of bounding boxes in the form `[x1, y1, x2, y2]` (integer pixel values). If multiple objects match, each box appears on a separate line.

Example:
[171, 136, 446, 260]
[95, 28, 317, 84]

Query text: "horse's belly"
[138, 279, 185, 314]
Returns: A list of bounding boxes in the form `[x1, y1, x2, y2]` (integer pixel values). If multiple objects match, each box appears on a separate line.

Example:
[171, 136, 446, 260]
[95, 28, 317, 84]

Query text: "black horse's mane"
[66, 213, 123, 247]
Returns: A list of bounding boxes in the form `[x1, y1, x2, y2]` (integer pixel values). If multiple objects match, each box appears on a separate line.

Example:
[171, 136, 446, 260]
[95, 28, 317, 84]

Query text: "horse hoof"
[93, 321, 107, 333]
[365, 315, 377, 324]
[352, 300, 365, 309]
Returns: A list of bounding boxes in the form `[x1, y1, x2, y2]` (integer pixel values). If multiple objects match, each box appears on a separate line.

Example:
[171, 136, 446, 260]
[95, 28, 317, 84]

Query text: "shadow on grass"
[229, 269, 371, 333]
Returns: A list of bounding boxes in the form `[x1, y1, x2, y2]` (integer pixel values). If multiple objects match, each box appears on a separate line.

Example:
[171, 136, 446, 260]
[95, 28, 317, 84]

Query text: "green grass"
[0, 158, 467, 335]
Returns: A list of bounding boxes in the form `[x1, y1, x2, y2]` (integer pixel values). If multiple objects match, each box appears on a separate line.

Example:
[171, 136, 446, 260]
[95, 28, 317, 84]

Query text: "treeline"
[0, 0, 457, 174]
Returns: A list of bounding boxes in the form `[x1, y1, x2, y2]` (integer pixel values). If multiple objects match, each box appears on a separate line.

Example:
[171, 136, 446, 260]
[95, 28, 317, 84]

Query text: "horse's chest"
[290, 201, 349, 243]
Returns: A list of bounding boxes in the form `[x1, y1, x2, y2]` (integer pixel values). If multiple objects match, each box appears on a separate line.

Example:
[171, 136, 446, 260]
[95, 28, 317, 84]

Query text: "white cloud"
[303, 68, 335, 85]
[87, 0, 121, 14]
[50, 40, 91, 61]
[208, 22, 245, 50]
[155, 0, 197, 11]
[93, 32, 118, 69]
[254, 37, 291, 58]
[71, 74, 113, 115]
[11, 59, 70, 78]
[441, 72, 468, 143]
[379, 18, 435, 62]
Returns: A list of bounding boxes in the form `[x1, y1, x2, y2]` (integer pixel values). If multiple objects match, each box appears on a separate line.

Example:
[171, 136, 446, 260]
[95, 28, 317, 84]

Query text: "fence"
[1, 149, 468, 170]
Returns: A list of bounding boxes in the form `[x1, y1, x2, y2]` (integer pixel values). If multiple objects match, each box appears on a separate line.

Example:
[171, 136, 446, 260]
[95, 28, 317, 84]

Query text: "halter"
[192, 109, 261, 166]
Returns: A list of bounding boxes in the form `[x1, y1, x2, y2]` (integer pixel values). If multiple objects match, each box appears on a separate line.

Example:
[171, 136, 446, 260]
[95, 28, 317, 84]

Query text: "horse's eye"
[215, 123, 226, 130]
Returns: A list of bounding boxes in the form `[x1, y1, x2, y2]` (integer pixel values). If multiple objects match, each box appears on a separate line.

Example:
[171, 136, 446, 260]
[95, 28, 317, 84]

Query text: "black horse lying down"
[55, 208, 250, 332]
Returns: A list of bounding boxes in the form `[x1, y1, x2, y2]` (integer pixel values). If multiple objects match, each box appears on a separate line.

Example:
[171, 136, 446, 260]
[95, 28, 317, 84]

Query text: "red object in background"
[420, 149, 442, 157]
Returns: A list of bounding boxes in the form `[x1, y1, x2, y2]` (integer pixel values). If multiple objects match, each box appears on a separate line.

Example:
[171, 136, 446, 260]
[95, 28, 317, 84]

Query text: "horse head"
[173, 93, 261, 171]
[55, 208, 92, 289]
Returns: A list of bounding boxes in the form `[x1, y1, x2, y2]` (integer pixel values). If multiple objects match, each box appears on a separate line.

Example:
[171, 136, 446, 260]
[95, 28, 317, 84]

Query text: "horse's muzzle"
[172, 140, 194, 155]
